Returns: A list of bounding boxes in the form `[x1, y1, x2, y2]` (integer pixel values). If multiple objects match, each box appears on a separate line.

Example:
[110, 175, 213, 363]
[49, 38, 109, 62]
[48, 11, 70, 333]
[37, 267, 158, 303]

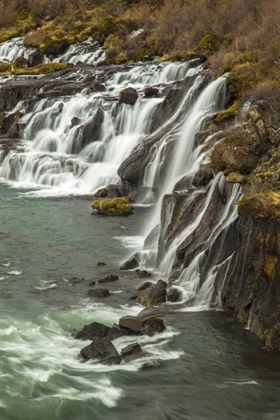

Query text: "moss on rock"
[90, 197, 133, 216]
[215, 100, 241, 123]
[237, 191, 280, 220]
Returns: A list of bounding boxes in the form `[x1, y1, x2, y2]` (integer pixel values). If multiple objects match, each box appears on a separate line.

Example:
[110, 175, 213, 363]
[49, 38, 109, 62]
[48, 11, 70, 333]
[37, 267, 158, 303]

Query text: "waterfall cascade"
[0, 36, 105, 65]
[0, 53, 240, 310]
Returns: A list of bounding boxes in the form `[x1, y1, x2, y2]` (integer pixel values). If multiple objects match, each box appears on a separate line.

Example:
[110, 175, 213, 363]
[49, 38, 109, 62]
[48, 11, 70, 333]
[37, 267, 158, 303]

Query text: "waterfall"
[137, 75, 242, 309]
[0, 36, 105, 65]
[0, 61, 197, 196]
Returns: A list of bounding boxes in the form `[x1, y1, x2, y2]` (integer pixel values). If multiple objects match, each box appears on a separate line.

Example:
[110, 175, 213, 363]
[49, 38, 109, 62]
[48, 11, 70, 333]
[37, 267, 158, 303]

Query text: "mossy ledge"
[90, 198, 133, 216]
[237, 192, 280, 220]
[0, 62, 68, 77]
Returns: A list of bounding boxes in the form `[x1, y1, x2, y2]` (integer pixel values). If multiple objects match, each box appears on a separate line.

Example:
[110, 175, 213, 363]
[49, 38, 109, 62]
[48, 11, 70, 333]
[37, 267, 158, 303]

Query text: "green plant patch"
[90, 198, 133, 216]
[215, 100, 241, 123]
[237, 191, 280, 220]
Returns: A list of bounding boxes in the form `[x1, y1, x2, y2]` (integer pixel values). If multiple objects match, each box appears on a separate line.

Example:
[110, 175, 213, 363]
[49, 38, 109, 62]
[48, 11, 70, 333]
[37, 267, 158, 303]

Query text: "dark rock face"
[119, 87, 138, 106]
[201, 216, 280, 351]
[80, 337, 121, 364]
[87, 288, 110, 298]
[75, 108, 104, 153]
[137, 281, 154, 291]
[27, 49, 44, 67]
[192, 165, 214, 187]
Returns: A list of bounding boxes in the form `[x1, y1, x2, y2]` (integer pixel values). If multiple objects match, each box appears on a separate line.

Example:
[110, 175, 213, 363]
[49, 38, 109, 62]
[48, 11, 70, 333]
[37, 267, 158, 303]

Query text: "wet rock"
[73, 321, 111, 340]
[88, 280, 96, 286]
[93, 83, 106, 92]
[119, 253, 140, 270]
[121, 343, 147, 362]
[140, 316, 166, 336]
[0, 111, 23, 137]
[27, 49, 44, 67]
[68, 277, 85, 284]
[192, 165, 214, 187]
[139, 280, 167, 307]
[226, 172, 246, 183]
[87, 288, 110, 298]
[137, 281, 154, 292]
[119, 316, 143, 333]
[71, 117, 81, 127]
[98, 274, 119, 284]
[13, 56, 28, 69]
[144, 86, 159, 97]
[119, 87, 138, 106]
[95, 183, 124, 198]
[76, 107, 104, 152]
[97, 261, 106, 266]
[136, 269, 152, 278]
[167, 287, 182, 302]
[80, 337, 121, 364]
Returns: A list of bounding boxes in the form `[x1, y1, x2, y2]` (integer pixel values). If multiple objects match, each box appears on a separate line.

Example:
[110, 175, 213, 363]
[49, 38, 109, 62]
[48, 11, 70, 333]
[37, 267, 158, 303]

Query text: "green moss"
[255, 172, 273, 179]
[90, 197, 133, 216]
[215, 100, 241, 123]
[12, 63, 68, 75]
[0, 63, 12, 73]
[237, 191, 280, 220]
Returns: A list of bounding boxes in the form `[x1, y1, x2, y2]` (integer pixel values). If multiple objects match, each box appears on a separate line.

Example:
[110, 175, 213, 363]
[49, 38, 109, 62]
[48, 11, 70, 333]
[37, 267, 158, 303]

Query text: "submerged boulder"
[87, 288, 110, 298]
[98, 274, 119, 284]
[119, 253, 140, 270]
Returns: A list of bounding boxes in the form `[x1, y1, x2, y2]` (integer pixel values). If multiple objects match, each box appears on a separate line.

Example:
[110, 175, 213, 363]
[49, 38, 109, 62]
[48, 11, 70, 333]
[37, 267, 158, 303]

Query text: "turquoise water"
[1, 185, 280, 420]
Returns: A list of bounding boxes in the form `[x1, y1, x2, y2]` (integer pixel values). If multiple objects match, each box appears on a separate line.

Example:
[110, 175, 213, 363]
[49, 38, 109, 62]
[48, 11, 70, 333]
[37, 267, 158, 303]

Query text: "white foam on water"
[7, 271, 22, 276]
[114, 235, 145, 249]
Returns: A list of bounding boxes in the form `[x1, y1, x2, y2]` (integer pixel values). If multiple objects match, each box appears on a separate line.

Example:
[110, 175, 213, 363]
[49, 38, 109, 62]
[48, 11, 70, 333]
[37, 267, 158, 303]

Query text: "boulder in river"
[98, 274, 119, 284]
[121, 343, 147, 362]
[119, 87, 138, 106]
[80, 337, 121, 364]
[91, 197, 133, 216]
[119, 253, 140, 270]
[119, 315, 166, 336]
[139, 279, 167, 307]
[87, 288, 110, 298]
[167, 287, 182, 302]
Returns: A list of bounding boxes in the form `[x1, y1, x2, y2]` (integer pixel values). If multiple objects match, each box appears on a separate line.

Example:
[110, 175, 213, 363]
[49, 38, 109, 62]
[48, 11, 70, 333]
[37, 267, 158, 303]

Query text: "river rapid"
[0, 185, 280, 420]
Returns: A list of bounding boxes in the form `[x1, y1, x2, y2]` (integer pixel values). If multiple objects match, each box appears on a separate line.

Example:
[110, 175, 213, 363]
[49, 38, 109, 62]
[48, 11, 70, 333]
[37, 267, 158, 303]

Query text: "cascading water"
[0, 61, 201, 196]
[137, 75, 243, 309]
[0, 36, 105, 65]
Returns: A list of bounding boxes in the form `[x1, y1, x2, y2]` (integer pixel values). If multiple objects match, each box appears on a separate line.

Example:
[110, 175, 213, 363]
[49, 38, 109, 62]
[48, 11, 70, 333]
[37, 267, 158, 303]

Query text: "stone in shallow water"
[87, 288, 110, 298]
[167, 287, 182, 303]
[98, 274, 119, 284]
[80, 337, 121, 364]
[139, 279, 167, 307]
[121, 342, 147, 362]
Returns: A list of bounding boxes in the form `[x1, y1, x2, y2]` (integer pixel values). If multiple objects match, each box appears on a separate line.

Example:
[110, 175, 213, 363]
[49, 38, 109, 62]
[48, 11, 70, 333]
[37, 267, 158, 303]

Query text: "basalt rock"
[73, 321, 135, 341]
[119, 87, 138, 106]
[98, 274, 119, 284]
[120, 343, 147, 362]
[138, 280, 167, 307]
[144, 86, 159, 97]
[167, 287, 182, 302]
[87, 288, 110, 298]
[80, 337, 121, 364]
[75, 108, 104, 153]
[119, 253, 140, 270]
[200, 215, 280, 352]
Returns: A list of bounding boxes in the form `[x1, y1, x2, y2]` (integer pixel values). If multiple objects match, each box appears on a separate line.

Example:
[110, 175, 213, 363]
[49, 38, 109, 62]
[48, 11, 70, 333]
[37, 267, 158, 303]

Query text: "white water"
[0, 61, 201, 196]
[0, 36, 105, 65]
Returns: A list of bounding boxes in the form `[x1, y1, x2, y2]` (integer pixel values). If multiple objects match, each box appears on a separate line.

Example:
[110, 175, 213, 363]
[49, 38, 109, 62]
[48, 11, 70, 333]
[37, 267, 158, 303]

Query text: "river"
[1, 185, 280, 420]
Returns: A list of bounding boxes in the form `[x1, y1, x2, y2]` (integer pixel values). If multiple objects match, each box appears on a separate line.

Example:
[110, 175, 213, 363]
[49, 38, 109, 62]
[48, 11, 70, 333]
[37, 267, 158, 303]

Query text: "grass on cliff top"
[237, 192, 280, 220]
[90, 197, 133, 215]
